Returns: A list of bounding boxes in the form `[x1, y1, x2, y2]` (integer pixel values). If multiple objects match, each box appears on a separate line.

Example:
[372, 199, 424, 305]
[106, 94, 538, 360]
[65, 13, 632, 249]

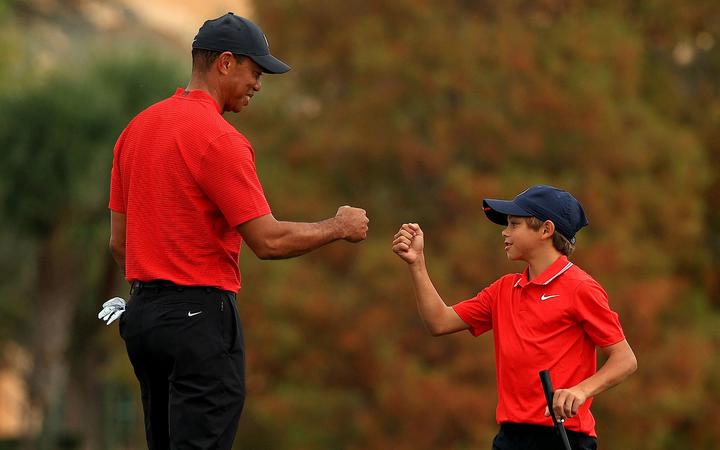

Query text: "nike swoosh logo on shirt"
[540, 294, 560, 301]
[188, 311, 203, 317]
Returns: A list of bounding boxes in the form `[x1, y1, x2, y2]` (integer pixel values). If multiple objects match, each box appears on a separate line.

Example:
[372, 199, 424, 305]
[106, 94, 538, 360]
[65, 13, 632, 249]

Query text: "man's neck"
[185, 75, 223, 111]
[525, 249, 563, 281]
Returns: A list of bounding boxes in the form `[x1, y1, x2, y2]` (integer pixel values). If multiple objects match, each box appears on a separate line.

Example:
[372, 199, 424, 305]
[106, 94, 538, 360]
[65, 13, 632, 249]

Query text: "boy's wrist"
[573, 382, 593, 399]
[409, 254, 426, 272]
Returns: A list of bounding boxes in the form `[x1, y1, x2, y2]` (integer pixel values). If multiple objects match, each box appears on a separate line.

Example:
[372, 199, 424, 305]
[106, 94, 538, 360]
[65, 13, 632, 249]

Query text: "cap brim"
[482, 199, 532, 225]
[249, 54, 291, 74]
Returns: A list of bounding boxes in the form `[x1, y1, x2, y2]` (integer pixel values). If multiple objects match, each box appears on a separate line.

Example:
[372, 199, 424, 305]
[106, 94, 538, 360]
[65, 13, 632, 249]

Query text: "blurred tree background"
[0, 0, 719, 449]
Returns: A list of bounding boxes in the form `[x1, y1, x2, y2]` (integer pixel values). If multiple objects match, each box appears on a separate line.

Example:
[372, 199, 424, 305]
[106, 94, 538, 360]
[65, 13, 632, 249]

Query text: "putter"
[539, 369, 572, 450]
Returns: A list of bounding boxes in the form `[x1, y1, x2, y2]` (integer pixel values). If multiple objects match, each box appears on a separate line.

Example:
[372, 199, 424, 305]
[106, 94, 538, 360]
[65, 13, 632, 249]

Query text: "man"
[108, 13, 369, 450]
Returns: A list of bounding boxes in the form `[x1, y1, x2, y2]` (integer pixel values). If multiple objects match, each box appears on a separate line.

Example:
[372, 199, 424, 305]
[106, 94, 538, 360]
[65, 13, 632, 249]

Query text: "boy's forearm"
[408, 257, 453, 335]
[575, 340, 637, 398]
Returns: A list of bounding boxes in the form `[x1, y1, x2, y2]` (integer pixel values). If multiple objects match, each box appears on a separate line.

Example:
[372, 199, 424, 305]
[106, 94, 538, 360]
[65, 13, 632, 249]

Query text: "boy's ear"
[542, 220, 555, 240]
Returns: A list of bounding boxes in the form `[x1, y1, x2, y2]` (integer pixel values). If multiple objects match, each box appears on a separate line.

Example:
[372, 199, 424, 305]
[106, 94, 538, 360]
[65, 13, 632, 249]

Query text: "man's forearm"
[260, 218, 344, 259]
[240, 208, 367, 260]
[109, 243, 125, 275]
[109, 212, 127, 275]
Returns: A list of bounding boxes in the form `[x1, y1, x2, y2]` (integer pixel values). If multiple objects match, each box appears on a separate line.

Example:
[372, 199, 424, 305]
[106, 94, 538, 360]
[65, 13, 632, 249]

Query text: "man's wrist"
[327, 216, 346, 240]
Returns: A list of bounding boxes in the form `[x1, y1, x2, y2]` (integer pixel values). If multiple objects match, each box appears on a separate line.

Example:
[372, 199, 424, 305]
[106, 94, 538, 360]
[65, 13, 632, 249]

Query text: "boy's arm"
[392, 223, 469, 336]
[549, 339, 638, 420]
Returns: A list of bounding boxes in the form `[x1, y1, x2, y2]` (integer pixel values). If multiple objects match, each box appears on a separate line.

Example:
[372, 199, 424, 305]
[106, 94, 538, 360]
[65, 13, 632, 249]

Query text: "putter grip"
[539, 370, 557, 423]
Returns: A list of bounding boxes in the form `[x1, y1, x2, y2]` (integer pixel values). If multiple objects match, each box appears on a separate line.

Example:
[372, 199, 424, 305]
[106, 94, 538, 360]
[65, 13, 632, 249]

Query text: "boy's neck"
[525, 249, 564, 281]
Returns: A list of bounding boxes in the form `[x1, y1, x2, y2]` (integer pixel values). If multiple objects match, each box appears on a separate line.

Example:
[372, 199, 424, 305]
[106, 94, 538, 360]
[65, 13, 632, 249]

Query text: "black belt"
[500, 422, 592, 439]
[500, 422, 559, 435]
[130, 279, 219, 296]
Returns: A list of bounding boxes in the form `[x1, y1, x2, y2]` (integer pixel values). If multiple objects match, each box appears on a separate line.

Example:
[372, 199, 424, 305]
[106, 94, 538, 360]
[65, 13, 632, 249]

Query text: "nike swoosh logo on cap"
[188, 311, 203, 317]
[540, 294, 560, 301]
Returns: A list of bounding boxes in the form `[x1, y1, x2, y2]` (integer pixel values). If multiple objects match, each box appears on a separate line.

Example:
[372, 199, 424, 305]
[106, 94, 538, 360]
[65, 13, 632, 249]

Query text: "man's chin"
[225, 105, 244, 114]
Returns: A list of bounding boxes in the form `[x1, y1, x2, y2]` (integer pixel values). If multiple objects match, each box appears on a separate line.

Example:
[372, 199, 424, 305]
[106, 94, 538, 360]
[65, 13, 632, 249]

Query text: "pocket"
[157, 298, 207, 309]
[575, 434, 598, 450]
[153, 296, 210, 324]
[118, 296, 136, 340]
[118, 309, 126, 339]
[491, 429, 510, 450]
[222, 294, 243, 355]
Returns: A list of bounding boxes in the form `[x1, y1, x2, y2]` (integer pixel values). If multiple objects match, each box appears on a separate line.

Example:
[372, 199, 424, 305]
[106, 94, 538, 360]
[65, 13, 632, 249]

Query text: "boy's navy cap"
[482, 185, 589, 244]
[192, 13, 291, 74]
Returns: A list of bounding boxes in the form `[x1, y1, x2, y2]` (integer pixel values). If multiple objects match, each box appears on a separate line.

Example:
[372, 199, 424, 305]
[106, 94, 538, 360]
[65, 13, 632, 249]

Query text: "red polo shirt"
[109, 88, 271, 292]
[452, 256, 625, 437]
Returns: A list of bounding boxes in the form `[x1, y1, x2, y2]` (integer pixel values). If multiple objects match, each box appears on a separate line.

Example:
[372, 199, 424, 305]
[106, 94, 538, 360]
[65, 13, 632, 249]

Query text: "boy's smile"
[502, 216, 544, 261]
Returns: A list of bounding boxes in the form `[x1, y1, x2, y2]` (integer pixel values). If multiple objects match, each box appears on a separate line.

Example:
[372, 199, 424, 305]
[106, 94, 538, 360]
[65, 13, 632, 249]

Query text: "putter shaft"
[539, 370, 572, 450]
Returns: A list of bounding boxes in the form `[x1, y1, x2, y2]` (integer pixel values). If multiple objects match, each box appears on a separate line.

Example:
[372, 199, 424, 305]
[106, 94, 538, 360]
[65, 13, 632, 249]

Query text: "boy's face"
[501, 216, 546, 261]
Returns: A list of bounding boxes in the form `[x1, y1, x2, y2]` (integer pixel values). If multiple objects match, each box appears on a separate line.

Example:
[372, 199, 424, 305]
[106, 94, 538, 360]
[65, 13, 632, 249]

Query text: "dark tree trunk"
[21, 226, 83, 450]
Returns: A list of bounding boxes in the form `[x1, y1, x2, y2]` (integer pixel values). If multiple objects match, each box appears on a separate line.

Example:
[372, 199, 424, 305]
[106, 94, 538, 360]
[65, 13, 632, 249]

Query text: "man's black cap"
[482, 185, 589, 244]
[192, 12, 291, 74]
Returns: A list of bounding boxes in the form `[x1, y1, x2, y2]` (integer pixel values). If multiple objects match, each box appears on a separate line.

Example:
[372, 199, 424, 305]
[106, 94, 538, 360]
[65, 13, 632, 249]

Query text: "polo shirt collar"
[173, 88, 222, 114]
[513, 255, 574, 288]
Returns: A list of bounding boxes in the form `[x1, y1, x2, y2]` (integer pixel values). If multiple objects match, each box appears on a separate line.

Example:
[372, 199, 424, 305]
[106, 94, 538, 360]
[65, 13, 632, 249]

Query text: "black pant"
[119, 282, 245, 450]
[492, 423, 598, 450]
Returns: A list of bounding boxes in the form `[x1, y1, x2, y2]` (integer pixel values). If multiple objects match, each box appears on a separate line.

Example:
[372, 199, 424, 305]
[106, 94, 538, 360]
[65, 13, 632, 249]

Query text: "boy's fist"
[392, 223, 424, 265]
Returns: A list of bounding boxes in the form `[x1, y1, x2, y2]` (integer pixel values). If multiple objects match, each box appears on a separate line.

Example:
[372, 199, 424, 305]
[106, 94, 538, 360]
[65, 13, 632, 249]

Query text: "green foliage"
[0, 51, 183, 335]
[0, 46, 183, 448]
[0, 54, 182, 236]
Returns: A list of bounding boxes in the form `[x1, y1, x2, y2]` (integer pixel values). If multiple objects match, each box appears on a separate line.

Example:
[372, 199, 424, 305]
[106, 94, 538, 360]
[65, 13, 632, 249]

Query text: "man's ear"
[542, 220, 555, 240]
[216, 51, 235, 75]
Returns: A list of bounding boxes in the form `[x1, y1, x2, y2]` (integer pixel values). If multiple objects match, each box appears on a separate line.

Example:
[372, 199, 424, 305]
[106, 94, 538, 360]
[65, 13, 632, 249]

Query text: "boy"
[392, 185, 637, 450]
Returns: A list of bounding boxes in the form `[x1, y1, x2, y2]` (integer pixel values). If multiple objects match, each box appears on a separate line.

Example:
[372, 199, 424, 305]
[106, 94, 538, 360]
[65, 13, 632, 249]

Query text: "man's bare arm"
[237, 206, 368, 260]
[109, 211, 126, 274]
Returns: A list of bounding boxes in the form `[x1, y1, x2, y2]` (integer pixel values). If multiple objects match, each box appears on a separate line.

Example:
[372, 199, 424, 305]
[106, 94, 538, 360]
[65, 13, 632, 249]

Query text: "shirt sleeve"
[452, 279, 499, 336]
[573, 280, 625, 347]
[109, 127, 127, 213]
[197, 132, 271, 227]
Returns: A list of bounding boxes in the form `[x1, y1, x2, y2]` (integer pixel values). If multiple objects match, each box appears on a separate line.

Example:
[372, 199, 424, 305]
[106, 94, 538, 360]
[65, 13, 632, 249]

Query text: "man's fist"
[336, 205, 369, 242]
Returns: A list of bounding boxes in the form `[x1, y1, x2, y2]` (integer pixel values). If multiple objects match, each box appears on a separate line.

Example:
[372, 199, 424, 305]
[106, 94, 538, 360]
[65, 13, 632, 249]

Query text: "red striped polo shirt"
[452, 256, 625, 437]
[109, 88, 271, 292]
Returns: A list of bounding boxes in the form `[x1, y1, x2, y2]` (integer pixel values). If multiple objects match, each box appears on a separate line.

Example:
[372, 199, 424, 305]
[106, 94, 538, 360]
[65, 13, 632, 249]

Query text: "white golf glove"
[98, 297, 126, 325]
